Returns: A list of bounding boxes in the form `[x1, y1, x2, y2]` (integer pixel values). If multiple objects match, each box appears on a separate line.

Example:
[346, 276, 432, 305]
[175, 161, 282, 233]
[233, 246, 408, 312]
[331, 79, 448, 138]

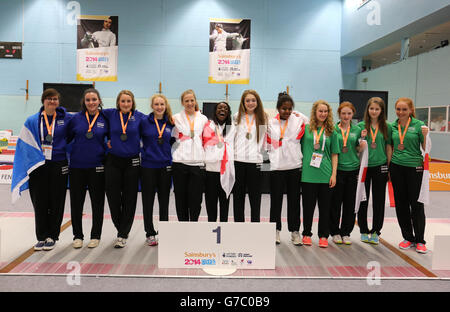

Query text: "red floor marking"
[98, 264, 114, 275]
[45, 262, 64, 274]
[326, 266, 341, 277]
[80, 263, 95, 274]
[33, 262, 52, 274]
[9, 261, 31, 273]
[142, 264, 156, 275]
[344, 266, 364, 277]
[433, 270, 450, 277]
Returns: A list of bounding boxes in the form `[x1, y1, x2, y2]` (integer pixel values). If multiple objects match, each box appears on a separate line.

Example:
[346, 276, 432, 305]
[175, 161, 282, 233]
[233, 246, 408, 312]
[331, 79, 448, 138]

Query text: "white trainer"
[114, 237, 126, 248]
[72, 239, 83, 249]
[342, 236, 352, 245]
[332, 235, 343, 244]
[291, 231, 302, 246]
[276, 230, 281, 245]
[87, 239, 100, 248]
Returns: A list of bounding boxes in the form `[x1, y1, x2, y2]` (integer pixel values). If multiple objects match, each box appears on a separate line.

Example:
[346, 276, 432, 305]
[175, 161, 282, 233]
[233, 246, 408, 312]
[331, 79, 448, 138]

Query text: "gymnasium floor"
[0, 185, 449, 292]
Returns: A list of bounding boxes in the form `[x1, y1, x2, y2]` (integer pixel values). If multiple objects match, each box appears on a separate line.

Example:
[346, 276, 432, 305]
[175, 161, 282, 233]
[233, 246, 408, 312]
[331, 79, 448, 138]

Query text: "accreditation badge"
[310, 152, 323, 168]
[42, 144, 53, 160]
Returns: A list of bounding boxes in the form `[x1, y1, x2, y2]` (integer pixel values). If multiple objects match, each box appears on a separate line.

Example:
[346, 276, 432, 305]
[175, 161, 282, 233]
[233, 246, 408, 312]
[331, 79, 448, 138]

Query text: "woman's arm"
[329, 153, 338, 188]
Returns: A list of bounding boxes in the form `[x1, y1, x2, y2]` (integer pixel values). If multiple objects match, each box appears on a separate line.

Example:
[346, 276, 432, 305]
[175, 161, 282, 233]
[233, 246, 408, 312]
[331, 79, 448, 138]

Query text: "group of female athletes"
[16, 87, 429, 254]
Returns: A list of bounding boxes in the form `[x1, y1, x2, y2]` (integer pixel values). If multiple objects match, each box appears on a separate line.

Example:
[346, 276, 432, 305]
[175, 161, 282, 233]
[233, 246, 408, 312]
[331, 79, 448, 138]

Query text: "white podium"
[158, 222, 276, 274]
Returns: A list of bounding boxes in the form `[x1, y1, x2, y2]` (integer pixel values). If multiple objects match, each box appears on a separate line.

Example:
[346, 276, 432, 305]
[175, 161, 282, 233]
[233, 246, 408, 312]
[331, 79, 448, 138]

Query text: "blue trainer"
[43, 238, 56, 251]
[361, 234, 370, 243]
[34, 241, 45, 251]
[369, 233, 379, 245]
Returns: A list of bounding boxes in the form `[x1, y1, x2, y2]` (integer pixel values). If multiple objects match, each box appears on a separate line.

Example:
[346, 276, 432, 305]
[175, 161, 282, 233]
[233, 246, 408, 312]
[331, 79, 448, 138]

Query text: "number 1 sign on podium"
[158, 222, 276, 275]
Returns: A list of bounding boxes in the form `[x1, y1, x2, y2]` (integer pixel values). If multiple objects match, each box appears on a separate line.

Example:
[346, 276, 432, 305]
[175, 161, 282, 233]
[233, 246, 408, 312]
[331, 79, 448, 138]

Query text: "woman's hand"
[361, 129, 367, 138]
[329, 175, 336, 188]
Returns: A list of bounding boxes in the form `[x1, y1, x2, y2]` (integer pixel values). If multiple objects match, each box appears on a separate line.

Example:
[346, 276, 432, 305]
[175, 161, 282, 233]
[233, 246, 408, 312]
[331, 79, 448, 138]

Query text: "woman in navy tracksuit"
[28, 88, 72, 251]
[140, 94, 175, 246]
[67, 88, 108, 249]
[103, 90, 146, 248]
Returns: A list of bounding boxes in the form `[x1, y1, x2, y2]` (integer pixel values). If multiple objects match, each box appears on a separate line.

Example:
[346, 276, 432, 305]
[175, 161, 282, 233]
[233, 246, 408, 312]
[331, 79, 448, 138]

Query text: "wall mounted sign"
[0, 42, 22, 59]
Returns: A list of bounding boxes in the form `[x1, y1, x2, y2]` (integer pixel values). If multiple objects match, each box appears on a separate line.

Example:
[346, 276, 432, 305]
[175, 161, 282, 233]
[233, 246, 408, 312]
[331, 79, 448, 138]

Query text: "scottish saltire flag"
[355, 142, 369, 213]
[11, 113, 45, 204]
[418, 133, 432, 205]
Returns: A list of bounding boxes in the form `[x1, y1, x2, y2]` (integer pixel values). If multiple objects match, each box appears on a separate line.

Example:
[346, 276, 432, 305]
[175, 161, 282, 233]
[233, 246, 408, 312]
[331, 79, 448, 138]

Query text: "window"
[416, 106, 449, 133]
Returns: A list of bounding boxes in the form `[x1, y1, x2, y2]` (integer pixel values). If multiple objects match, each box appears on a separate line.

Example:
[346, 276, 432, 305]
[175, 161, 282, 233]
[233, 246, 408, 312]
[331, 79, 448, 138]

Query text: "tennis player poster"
[76, 15, 118, 81]
[209, 18, 251, 84]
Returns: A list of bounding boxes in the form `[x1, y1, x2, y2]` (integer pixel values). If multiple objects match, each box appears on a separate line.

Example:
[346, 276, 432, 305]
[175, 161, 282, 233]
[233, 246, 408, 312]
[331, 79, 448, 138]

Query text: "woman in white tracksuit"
[267, 92, 306, 246]
[203, 101, 236, 222]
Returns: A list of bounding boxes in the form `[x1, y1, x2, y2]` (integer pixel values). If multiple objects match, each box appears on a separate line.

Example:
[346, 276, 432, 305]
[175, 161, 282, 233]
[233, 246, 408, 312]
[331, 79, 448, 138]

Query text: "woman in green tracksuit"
[330, 101, 366, 246]
[357, 97, 392, 245]
[390, 97, 429, 254]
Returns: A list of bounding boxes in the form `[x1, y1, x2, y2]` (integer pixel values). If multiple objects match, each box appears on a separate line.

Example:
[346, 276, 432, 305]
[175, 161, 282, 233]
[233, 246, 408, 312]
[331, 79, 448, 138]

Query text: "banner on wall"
[76, 15, 118, 81]
[208, 18, 251, 84]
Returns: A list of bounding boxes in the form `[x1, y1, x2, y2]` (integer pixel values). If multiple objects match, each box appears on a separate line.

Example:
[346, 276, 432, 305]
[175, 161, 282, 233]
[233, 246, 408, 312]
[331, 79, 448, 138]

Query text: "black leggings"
[389, 162, 426, 244]
[330, 169, 358, 237]
[269, 168, 301, 232]
[172, 162, 205, 222]
[232, 161, 262, 222]
[105, 154, 140, 239]
[205, 171, 230, 222]
[69, 167, 105, 240]
[141, 166, 171, 236]
[301, 182, 332, 238]
[29, 160, 68, 241]
[357, 164, 388, 235]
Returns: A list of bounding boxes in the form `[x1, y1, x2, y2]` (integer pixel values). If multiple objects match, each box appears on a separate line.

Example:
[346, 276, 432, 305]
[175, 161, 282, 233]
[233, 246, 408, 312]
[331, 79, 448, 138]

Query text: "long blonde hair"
[236, 89, 268, 142]
[309, 100, 334, 136]
[151, 94, 174, 125]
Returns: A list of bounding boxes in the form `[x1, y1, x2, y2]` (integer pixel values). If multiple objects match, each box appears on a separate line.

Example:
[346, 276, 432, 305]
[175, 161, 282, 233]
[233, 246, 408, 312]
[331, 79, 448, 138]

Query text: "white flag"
[418, 132, 432, 205]
[355, 142, 369, 213]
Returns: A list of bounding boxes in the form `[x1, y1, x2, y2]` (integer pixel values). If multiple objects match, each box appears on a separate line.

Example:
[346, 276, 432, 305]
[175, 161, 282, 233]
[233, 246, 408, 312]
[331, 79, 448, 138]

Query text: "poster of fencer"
[209, 18, 251, 84]
[77, 16, 118, 81]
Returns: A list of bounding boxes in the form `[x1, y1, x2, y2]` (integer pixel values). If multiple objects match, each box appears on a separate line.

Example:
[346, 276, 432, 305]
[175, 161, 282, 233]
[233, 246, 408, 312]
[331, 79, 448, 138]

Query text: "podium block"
[158, 222, 276, 270]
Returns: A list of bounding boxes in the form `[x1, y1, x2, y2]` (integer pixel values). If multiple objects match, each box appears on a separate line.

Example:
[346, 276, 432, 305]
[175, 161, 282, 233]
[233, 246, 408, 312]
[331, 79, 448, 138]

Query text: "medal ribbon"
[370, 124, 379, 145]
[43, 112, 56, 139]
[314, 127, 325, 146]
[277, 116, 289, 141]
[120, 111, 132, 135]
[85, 111, 99, 134]
[215, 124, 224, 144]
[154, 115, 167, 139]
[398, 117, 411, 146]
[339, 124, 350, 148]
[185, 112, 196, 137]
[245, 113, 255, 136]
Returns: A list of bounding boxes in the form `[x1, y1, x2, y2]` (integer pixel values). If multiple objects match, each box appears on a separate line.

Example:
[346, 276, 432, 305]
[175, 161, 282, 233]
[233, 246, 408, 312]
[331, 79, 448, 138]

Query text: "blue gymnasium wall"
[341, 0, 450, 57]
[356, 45, 450, 161]
[0, 0, 343, 134]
